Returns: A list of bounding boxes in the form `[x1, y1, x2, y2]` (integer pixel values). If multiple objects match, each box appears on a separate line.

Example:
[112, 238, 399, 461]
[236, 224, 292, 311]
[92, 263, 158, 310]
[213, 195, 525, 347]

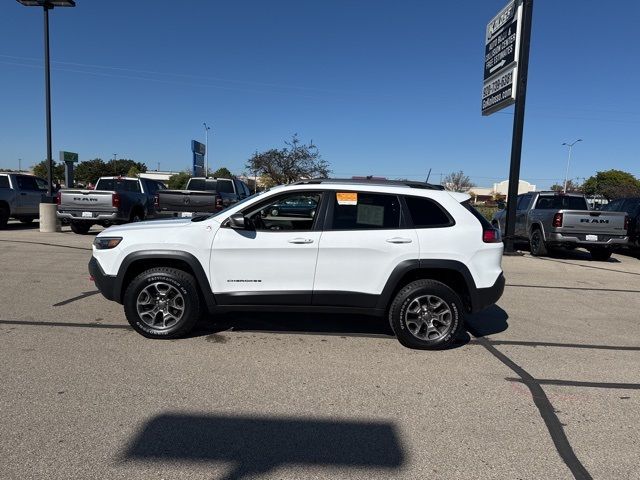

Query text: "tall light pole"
[203, 122, 211, 177]
[17, 0, 76, 198]
[562, 139, 582, 192]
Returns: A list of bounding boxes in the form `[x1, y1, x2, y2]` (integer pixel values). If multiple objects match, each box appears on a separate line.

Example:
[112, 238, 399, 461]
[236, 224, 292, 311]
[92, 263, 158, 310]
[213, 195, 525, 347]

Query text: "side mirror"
[228, 213, 247, 229]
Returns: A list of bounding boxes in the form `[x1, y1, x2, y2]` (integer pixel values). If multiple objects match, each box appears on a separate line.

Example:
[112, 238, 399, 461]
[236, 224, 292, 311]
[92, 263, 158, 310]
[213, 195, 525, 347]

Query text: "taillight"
[215, 194, 223, 210]
[552, 213, 563, 228]
[483, 228, 501, 243]
[112, 193, 121, 208]
[624, 215, 630, 230]
[55, 191, 61, 205]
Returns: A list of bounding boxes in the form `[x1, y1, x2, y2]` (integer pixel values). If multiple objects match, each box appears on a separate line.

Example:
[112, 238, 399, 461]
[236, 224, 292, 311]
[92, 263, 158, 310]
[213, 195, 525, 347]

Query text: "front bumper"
[470, 273, 505, 313]
[548, 232, 628, 248]
[88, 257, 118, 302]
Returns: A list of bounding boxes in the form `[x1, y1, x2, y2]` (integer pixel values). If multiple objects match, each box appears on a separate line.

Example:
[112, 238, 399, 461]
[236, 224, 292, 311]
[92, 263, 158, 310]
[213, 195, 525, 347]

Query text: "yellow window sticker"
[336, 192, 357, 205]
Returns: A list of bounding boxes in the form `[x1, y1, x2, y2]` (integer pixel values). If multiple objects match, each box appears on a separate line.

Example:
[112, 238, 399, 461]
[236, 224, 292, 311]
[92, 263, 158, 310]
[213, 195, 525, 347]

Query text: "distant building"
[139, 171, 179, 183]
[466, 179, 536, 203]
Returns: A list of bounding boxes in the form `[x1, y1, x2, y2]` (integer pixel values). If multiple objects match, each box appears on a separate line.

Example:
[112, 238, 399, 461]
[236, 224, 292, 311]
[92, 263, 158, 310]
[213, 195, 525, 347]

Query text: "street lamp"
[562, 139, 582, 192]
[203, 122, 211, 177]
[17, 0, 76, 197]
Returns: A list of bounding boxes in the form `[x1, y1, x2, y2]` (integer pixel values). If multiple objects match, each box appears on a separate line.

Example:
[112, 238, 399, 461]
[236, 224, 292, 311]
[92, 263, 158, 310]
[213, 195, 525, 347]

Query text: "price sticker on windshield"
[336, 192, 357, 205]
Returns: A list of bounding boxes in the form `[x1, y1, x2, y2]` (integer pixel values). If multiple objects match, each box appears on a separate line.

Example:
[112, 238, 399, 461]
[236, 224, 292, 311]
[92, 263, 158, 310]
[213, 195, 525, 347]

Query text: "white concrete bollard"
[39, 203, 61, 233]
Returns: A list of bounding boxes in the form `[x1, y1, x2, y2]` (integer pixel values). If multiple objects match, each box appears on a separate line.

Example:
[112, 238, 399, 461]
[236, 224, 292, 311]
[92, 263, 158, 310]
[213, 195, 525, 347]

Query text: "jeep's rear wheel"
[124, 267, 200, 339]
[529, 229, 548, 256]
[389, 280, 464, 350]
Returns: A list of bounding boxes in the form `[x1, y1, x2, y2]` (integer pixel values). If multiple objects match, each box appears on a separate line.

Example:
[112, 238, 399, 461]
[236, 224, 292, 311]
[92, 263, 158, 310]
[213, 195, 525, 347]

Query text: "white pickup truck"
[492, 191, 628, 260]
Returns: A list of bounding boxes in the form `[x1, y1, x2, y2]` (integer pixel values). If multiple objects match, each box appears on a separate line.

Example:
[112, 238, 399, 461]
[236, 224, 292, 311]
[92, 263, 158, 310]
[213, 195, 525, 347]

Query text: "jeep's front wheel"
[124, 267, 200, 339]
[389, 280, 464, 350]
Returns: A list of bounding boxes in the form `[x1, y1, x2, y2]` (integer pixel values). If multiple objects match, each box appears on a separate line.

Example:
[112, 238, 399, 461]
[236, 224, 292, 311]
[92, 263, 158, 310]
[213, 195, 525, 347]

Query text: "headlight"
[94, 237, 122, 249]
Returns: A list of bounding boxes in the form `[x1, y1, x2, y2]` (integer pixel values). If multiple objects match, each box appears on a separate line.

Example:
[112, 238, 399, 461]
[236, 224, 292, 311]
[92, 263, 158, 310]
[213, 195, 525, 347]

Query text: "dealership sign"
[482, 0, 523, 116]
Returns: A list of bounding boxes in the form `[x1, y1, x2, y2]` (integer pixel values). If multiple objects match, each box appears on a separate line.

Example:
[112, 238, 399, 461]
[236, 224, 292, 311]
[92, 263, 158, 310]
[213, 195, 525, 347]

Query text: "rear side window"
[216, 180, 234, 193]
[0, 176, 9, 189]
[404, 196, 453, 228]
[462, 201, 494, 229]
[329, 192, 401, 230]
[16, 175, 39, 190]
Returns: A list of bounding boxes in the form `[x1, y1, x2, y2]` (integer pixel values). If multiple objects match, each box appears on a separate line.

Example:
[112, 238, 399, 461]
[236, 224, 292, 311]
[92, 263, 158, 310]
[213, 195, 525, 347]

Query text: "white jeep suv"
[89, 179, 504, 349]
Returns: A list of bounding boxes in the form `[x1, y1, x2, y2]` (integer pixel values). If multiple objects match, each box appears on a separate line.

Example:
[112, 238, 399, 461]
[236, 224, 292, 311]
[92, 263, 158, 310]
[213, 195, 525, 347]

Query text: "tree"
[550, 179, 581, 193]
[167, 171, 191, 189]
[74, 158, 147, 185]
[581, 170, 640, 200]
[212, 167, 233, 179]
[245, 134, 329, 187]
[127, 165, 141, 177]
[443, 171, 475, 192]
[32, 160, 65, 183]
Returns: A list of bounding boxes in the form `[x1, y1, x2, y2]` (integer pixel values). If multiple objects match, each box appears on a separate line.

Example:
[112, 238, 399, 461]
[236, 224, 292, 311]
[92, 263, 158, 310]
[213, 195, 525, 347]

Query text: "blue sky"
[1, 0, 639, 189]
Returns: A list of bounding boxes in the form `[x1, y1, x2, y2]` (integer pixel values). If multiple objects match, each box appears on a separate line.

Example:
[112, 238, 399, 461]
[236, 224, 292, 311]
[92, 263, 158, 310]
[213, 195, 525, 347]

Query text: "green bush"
[472, 205, 499, 222]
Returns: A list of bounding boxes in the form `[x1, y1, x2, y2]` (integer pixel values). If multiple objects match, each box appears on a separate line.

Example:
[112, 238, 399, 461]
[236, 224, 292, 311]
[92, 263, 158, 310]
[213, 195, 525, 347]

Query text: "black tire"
[588, 247, 612, 261]
[70, 222, 91, 234]
[123, 267, 201, 339]
[130, 209, 144, 223]
[529, 228, 548, 256]
[0, 205, 9, 229]
[388, 279, 464, 350]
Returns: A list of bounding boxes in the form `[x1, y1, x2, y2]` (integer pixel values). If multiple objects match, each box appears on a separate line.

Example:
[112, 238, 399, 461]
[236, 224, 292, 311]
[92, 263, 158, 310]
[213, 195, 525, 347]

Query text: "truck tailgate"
[59, 190, 115, 212]
[559, 210, 627, 235]
[158, 190, 217, 213]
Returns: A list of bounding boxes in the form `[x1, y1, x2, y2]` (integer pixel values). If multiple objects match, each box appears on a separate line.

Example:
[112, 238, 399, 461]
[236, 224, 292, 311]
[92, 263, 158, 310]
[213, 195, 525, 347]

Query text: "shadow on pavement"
[193, 311, 395, 339]
[464, 305, 509, 338]
[122, 413, 404, 480]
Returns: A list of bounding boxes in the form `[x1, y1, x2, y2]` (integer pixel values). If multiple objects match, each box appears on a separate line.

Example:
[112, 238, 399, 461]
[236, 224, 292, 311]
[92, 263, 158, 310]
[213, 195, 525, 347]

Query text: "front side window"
[405, 196, 453, 228]
[329, 192, 401, 230]
[241, 191, 321, 231]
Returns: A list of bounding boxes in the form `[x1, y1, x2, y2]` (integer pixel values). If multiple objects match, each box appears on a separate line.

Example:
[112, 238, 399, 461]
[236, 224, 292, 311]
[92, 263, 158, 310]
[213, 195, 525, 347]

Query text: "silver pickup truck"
[492, 191, 628, 260]
[57, 176, 166, 234]
[0, 173, 49, 229]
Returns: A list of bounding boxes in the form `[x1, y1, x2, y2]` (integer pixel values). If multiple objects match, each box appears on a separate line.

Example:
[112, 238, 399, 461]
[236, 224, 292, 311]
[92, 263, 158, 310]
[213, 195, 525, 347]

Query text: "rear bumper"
[58, 211, 122, 222]
[547, 232, 628, 248]
[470, 273, 505, 313]
[88, 257, 119, 302]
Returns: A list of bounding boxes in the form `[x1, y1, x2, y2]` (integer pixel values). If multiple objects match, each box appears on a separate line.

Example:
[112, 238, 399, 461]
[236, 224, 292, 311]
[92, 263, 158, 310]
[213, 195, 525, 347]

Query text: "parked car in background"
[157, 177, 251, 218]
[268, 195, 318, 218]
[602, 197, 640, 252]
[57, 176, 166, 234]
[492, 191, 628, 260]
[0, 173, 48, 228]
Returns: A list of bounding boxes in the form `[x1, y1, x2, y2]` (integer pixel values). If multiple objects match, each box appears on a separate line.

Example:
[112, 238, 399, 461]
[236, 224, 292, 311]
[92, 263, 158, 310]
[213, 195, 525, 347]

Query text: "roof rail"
[292, 178, 445, 190]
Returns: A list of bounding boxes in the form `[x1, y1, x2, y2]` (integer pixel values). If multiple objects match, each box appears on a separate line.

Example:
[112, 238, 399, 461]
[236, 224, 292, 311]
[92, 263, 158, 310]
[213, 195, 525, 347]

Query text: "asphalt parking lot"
[1, 220, 639, 480]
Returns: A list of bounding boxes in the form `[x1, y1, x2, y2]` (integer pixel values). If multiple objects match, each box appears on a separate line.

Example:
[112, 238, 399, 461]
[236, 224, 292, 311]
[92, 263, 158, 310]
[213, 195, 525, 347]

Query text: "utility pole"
[503, 0, 534, 254]
[562, 139, 582, 192]
[18, 158, 22, 173]
[203, 122, 211, 177]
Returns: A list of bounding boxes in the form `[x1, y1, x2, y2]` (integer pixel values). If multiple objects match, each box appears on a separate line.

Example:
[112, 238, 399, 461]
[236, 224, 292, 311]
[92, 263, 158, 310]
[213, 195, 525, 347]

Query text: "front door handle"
[386, 237, 413, 244]
[288, 238, 314, 244]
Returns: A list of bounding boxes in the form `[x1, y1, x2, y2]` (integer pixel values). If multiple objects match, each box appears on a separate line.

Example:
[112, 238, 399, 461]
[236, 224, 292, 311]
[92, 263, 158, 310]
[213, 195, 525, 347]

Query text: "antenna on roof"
[426, 168, 432, 183]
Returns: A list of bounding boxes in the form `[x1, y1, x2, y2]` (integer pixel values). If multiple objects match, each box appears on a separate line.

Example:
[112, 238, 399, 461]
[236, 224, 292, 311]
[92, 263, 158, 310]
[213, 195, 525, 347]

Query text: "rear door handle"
[288, 238, 314, 244]
[386, 237, 412, 244]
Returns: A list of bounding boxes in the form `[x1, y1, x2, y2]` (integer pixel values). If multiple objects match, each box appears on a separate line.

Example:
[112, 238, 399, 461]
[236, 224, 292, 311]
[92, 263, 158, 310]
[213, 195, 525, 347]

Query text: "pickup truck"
[0, 173, 49, 228]
[157, 177, 251, 218]
[492, 191, 628, 260]
[57, 176, 167, 234]
[602, 197, 640, 252]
